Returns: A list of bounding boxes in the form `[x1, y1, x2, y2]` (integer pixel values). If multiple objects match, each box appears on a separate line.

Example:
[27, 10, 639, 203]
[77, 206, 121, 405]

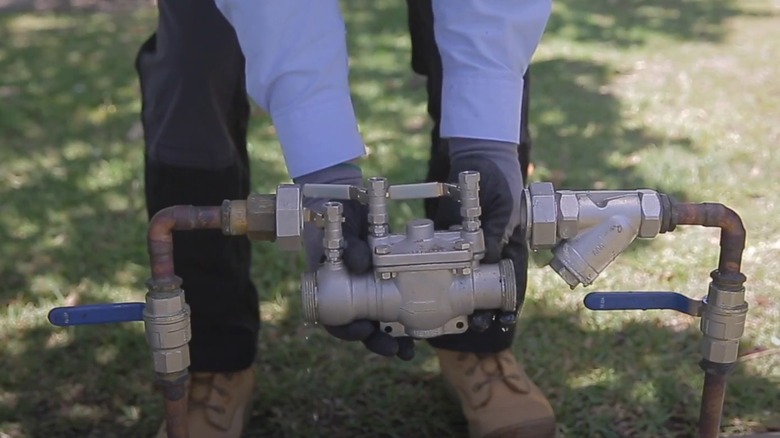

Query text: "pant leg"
[135, 0, 259, 372]
[406, 0, 532, 353]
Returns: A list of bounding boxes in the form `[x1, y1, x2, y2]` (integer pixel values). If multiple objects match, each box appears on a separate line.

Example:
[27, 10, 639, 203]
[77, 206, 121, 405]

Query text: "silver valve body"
[521, 182, 665, 288]
[144, 281, 191, 375]
[300, 172, 517, 338]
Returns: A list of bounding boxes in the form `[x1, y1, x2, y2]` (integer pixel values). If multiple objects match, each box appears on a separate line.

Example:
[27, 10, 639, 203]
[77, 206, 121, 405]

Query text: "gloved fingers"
[338, 199, 373, 275]
[342, 234, 372, 274]
[396, 336, 416, 361]
[482, 234, 505, 264]
[468, 310, 495, 333]
[497, 311, 518, 327]
[324, 319, 376, 341]
[361, 330, 400, 357]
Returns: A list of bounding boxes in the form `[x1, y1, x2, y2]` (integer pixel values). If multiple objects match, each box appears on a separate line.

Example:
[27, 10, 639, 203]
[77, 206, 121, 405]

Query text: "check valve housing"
[300, 172, 517, 338]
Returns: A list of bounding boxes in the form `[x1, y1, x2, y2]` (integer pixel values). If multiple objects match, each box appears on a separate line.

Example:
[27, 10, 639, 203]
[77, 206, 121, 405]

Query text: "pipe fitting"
[367, 177, 389, 237]
[303, 173, 518, 338]
[700, 276, 748, 364]
[301, 259, 515, 338]
[144, 280, 191, 375]
[458, 171, 482, 232]
[522, 183, 665, 287]
[275, 184, 304, 251]
[526, 182, 558, 248]
[638, 190, 663, 238]
[322, 202, 345, 263]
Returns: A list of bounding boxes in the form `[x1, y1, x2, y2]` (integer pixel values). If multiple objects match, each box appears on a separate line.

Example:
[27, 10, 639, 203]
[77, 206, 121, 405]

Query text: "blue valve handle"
[48, 302, 145, 326]
[583, 292, 702, 317]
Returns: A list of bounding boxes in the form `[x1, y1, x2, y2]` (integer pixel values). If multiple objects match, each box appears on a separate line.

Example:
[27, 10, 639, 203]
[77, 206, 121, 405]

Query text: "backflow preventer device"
[300, 172, 516, 339]
[48, 173, 747, 438]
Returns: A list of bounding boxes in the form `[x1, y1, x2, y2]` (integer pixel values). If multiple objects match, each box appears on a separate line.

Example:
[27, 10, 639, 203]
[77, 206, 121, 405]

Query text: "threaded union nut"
[300, 272, 318, 324]
[499, 259, 517, 311]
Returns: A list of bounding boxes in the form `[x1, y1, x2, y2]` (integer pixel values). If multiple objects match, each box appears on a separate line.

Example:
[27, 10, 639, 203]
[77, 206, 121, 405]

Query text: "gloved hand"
[295, 162, 416, 360]
[434, 138, 529, 331]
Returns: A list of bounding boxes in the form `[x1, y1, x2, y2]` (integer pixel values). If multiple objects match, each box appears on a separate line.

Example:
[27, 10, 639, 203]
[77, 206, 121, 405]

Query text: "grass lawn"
[0, 0, 778, 437]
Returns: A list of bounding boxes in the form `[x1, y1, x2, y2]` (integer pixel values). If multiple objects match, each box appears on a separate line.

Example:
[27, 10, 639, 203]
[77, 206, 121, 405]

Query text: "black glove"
[433, 138, 529, 331]
[296, 163, 416, 361]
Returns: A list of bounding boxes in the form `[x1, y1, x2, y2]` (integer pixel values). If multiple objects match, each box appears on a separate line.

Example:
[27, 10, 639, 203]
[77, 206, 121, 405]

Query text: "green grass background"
[0, 0, 778, 437]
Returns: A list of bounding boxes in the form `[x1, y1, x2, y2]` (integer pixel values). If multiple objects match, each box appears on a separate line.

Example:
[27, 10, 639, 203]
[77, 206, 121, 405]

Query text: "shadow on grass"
[545, 0, 764, 46]
[530, 57, 694, 194]
[0, 8, 289, 304]
[0, 9, 153, 307]
[1, 297, 775, 437]
[235, 293, 779, 438]
[517, 297, 779, 438]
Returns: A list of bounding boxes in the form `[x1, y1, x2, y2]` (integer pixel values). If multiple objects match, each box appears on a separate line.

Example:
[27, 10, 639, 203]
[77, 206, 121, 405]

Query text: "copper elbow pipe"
[148, 205, 224, 282]
[669, 202, 746, 276]
[667, 201, 747, 438]
[147, 205, 224, 438]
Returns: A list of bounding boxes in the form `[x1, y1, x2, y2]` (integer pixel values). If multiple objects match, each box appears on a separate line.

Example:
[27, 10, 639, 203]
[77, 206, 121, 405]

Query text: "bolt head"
[455, 241, 471, 251]
[369, 224, 388, 237]
[460, 206, 481, 219]
[380, 272, 392, 280]
[375, 245, 391, 255]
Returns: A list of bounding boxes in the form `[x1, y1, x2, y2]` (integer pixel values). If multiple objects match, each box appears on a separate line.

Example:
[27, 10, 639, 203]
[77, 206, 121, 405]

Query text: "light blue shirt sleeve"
[214, 0, 365, 178]
[432, 0, 552, 144]
[215, 0, 551, 177]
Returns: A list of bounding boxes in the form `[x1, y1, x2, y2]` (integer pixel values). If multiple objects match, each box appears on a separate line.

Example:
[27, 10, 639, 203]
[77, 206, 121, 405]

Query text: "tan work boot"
[436, 348, 556, 438]
[156, 368, 255, 438]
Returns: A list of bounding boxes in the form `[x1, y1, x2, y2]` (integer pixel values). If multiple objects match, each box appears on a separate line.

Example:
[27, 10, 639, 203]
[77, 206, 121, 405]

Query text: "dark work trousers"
[135, 0, 257, 372]
[135, 0, 533, 371]
[406, 0, 532, 353]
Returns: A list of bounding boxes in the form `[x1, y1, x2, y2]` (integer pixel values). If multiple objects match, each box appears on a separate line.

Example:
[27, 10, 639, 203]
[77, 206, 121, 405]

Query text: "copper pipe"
[699, 372, 728, 438]
[670, 202, 746, 276]
[156, 371, 189, 438]
[669, 202, 746, 438]
[148, 205, 223, 282]
[147, 205, 224, 438]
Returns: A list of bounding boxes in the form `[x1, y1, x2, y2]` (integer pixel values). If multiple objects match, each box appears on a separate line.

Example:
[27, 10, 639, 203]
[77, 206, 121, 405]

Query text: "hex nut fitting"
[275, 184, 304, 251]
[322, 202, 344, 251]
[221, 199, 248, 236]
[458, 171, 481, 221]
[557, 192, 579, 239]
[246, 193, 277, 241]
[152, 349, 191, 375]
[459, 171, 480, 190]
[638, 190, 662, 238]
[367, 177, 389, 225]
[700, 338, 740, 364]
[528, 182, 558, 249]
